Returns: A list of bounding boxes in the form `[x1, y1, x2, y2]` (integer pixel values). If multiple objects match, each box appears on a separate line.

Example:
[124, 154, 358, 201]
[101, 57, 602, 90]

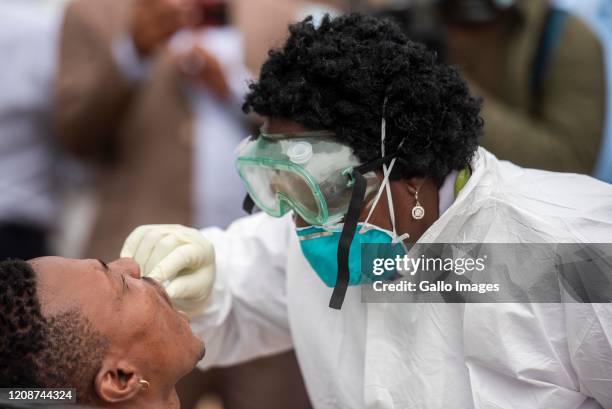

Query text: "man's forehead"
[31, 257, 117, 318]
[31, 257, 102, 284]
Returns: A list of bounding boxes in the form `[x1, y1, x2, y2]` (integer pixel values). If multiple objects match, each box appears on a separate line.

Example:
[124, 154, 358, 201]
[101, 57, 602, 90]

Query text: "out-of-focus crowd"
[0, 0, 610, 408]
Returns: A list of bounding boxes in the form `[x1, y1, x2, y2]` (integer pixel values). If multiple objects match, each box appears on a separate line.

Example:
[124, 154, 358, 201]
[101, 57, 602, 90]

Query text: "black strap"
[329, 170, 367, 309]
[357, 152, 398, 175]
[243, 194, 255, 214]
[328, 154, 397, 309]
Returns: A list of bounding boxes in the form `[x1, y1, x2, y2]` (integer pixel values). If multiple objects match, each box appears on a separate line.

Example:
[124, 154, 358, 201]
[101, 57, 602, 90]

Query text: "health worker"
[121, 14, 612, 409]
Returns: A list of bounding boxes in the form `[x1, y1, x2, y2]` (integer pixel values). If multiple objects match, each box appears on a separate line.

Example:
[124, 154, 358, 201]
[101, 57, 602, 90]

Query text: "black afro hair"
[243, 13, 483, 184]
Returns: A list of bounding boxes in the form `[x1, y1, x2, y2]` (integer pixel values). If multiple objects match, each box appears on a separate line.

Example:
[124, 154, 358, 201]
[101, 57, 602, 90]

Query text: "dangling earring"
[139, 379, 150, 392]
[411, 189, 425, 220]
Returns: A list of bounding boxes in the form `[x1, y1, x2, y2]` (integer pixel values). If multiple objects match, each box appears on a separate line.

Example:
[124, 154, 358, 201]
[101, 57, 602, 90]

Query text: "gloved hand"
[121, 225, 215, 318]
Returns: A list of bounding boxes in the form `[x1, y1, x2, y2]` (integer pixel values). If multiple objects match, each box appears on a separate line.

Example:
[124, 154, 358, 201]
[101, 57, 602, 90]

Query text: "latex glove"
[121, 224, 215, 317]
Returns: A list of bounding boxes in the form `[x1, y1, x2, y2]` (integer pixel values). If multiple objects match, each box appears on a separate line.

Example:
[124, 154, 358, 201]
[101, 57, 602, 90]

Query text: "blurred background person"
[442, 0, 606, 176]
[0, 0, 65, 261]
[53, 0, 343, 259]
[368, 0, 609, 180]
[54, 0, 203, 263]
[175, 26, 251, 230]
[553, 0, 612, 181]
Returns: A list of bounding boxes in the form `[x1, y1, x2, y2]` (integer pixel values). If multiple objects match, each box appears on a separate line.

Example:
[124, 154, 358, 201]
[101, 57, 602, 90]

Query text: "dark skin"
[31, 257, 205, 409]
[266, 118, 440, 242]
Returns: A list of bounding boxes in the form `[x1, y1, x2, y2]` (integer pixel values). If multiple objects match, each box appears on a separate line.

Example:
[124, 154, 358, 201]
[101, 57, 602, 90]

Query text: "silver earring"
[412, 190, 425, 220]
[139, 379, 150, 392]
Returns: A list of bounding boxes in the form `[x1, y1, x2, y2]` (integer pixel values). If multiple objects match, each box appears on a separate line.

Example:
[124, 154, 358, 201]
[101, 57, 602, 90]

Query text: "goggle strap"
[354, 152, 397, 174]
[330, 169, 367, 310]
[329, 152, 397, 309]
[243, 194, 256, 214]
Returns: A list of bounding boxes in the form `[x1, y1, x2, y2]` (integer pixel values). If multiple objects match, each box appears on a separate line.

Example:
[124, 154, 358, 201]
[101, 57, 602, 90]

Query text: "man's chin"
[175, 312, 205, 364]
[196, 337, 206, 363]
[186, 335, 206, 369]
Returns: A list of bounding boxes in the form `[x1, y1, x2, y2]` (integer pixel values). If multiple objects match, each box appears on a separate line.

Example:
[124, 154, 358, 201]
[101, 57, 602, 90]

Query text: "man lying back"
[0, 258, 205, 408]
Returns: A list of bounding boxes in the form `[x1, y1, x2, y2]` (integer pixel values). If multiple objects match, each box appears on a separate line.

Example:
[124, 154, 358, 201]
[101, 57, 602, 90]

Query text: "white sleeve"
[566, 303, 612, 408]
[191, 212, 294, 369]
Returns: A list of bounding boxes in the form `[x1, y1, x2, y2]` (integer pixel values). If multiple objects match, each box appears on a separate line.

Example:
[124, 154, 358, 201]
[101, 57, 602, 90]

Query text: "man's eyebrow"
[96, 259, 128, 293]
[96, 259, 109, 271]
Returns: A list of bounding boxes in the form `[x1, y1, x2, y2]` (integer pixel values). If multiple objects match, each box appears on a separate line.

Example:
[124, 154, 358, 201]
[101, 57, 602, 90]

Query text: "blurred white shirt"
[183, 27, 250, 229]
[0, 1, 63, 228]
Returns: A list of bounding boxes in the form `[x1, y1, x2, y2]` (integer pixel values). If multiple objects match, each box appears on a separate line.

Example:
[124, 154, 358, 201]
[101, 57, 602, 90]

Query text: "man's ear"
[95, 359, 143, 403]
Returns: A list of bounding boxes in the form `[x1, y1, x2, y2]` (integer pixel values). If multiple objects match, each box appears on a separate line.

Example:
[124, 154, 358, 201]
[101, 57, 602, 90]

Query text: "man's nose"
[109, 257, 141, 279]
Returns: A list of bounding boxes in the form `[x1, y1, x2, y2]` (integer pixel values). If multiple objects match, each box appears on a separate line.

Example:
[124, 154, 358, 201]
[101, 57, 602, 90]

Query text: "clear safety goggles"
[235, 129, 380, 226]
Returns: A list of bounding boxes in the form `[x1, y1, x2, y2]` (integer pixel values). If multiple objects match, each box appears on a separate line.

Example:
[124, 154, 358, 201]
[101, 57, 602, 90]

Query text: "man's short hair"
[0, 259, 108, 404]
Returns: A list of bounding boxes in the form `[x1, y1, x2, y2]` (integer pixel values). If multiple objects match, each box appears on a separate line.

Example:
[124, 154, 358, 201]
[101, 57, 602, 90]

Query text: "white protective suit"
[191, 147, 612, 409]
